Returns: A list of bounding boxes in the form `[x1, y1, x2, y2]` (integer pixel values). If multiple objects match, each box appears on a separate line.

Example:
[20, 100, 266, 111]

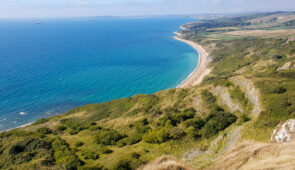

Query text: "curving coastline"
[174, 32, 211, 88]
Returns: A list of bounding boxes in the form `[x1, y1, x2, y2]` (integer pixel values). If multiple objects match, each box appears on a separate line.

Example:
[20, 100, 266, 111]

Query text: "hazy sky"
[0, 0, 294, 18]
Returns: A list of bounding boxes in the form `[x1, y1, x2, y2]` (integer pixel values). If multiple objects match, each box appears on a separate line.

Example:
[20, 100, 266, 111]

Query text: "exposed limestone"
[229, 76, 262, 118]
[271, 119, 295, 143]
[211, 86, 243, 113]
[277, 62, 292, 71]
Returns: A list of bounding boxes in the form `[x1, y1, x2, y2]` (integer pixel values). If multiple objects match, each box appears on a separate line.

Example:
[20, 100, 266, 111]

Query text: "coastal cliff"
[1, 11, 295, 169]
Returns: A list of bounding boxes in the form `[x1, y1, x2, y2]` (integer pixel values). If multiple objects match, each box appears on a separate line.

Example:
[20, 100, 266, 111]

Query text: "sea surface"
[0, 17, 198, 131]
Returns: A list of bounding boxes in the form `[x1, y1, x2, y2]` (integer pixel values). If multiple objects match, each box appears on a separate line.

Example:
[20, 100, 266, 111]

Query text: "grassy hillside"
[1, 11, 295, 169]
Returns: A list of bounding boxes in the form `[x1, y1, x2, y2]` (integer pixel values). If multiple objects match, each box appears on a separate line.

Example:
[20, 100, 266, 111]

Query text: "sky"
[0, 0, 294, 18]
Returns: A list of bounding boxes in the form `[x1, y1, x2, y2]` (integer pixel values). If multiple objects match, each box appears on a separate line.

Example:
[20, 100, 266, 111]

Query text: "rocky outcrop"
[271, 119, 295, 143]
[277, 62, 292, 71]
[229, 76, 262, 118]
[212, 86, 243, 113]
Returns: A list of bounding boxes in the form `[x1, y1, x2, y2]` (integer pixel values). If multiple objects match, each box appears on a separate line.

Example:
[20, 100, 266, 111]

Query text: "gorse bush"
[1, 137, 53, 168]
[184, 117, 205, 130]
[204, 112, 237, 137]
[238, 114, 251, 125]
[270, 86, 287, 94]
[95, 129, 125, 145]
[142, 127, 171, 144]
[82, 150, 99, 160]
[9, 144, 24, 155]
[75, 141, 84, 147]
[37, 127, 52, 135]
[52, 138, 83, 169]
[169, 127, 185, 140]
[57, 125, 67, 131]
[114, 160, 132, 170]
[33, 118, 49, 125]
[201, 90, 217, 104]
[60, 118, 91, 131]
[69, 129, 78, 135]
[156, 108, 196, 127]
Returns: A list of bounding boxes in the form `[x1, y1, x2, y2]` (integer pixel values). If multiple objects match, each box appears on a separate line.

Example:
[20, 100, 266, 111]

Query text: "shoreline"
[0, 122, 33, 133]
[173, 32, 211, 88]
[0, 28, 210, 133]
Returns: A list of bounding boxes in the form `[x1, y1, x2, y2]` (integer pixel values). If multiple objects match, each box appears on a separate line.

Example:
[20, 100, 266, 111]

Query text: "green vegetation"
[1, 11, 295, 169]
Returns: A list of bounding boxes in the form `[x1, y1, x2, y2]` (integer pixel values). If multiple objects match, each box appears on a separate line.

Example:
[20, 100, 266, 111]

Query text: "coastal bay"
[0, 18, 197, 131]
[174, 31, 211, 88]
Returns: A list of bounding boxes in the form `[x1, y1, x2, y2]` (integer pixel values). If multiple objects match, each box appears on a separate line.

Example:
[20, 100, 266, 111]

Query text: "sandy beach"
[174, 32, 211, 88]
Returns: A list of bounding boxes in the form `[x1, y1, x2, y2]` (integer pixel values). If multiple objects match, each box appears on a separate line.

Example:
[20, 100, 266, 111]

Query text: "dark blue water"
[0, 17, 198, 131]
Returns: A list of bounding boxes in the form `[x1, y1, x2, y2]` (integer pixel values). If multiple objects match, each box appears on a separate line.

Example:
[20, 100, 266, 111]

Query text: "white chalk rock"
[271, 119, 295, 143]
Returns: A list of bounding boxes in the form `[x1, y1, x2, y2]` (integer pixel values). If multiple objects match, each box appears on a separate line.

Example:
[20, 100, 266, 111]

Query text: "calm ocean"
[0, 17, 198, 131]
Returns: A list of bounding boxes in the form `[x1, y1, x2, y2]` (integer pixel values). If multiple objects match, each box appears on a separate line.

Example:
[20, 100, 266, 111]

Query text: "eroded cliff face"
[271, 119, 295, 143]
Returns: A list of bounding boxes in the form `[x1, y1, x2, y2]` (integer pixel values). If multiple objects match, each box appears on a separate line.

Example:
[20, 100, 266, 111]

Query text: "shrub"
[185, 127, 201, 139]
[37, 127, 52, 135]
[121, 133, 142, 145]
[208, 105, 224, 114]
[64, 155, 84, 169]
[270, 86, 287, 94]
[274, 54, 283, 59]
[204, 112, 237, 137]
[33, 118, 49, 125]
[60, 118, 91, 131]
[102, 148, 113, 154]
[52, 138, 83, 169]
[57, 125, 67, 131]
[82, 151, 99, 160]
[97, 145, 113, 154]
[169, 127, 185, 140]
[142, 127, 170, 144]
[114, 160, 132, 170]
[69, 130, 78, 135]
[201, 90, 216, 104]
[238, 114, 251, 125]
[95, 129, 124, 145]
[184, 117, 205, 130]
[75, 141, 84, 147]
[157, 115, 177, 127]
[9, 144, 24, 155]
[175, 109, 195, 121]
[133, 119, 151, 134]
[88, 125, 102, 131]
[131, 152, 140, 159]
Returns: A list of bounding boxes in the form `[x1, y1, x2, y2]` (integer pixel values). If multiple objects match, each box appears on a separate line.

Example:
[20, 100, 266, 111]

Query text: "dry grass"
[138, 156, 193, 170]
[97, 115, 144, 128]
[223, 29, 295, 38]
[248, 14, 295, 25]
[207, 27, 241, 31]
[207, 141, 295, 170]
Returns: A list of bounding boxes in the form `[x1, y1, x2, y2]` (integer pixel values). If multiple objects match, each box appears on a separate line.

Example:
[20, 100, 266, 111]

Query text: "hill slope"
[1, 11, 295, 169]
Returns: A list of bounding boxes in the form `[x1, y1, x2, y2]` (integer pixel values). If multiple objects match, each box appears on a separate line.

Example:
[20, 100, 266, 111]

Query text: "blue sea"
[0, 17, 198, 131]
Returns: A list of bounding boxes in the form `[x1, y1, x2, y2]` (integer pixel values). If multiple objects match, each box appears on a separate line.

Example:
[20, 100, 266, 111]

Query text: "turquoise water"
[0, 18, 198, 131]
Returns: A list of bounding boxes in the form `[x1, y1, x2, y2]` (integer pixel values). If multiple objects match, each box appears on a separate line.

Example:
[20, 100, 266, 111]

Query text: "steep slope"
[1, 12, 295, 169]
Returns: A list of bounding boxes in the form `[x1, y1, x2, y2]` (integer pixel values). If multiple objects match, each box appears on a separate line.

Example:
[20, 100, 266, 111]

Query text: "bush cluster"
[204, 112, 237, 137]
[95, 129, 125, 145]
[52, 138, 83, 169]
[37, 127, 52, 135]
